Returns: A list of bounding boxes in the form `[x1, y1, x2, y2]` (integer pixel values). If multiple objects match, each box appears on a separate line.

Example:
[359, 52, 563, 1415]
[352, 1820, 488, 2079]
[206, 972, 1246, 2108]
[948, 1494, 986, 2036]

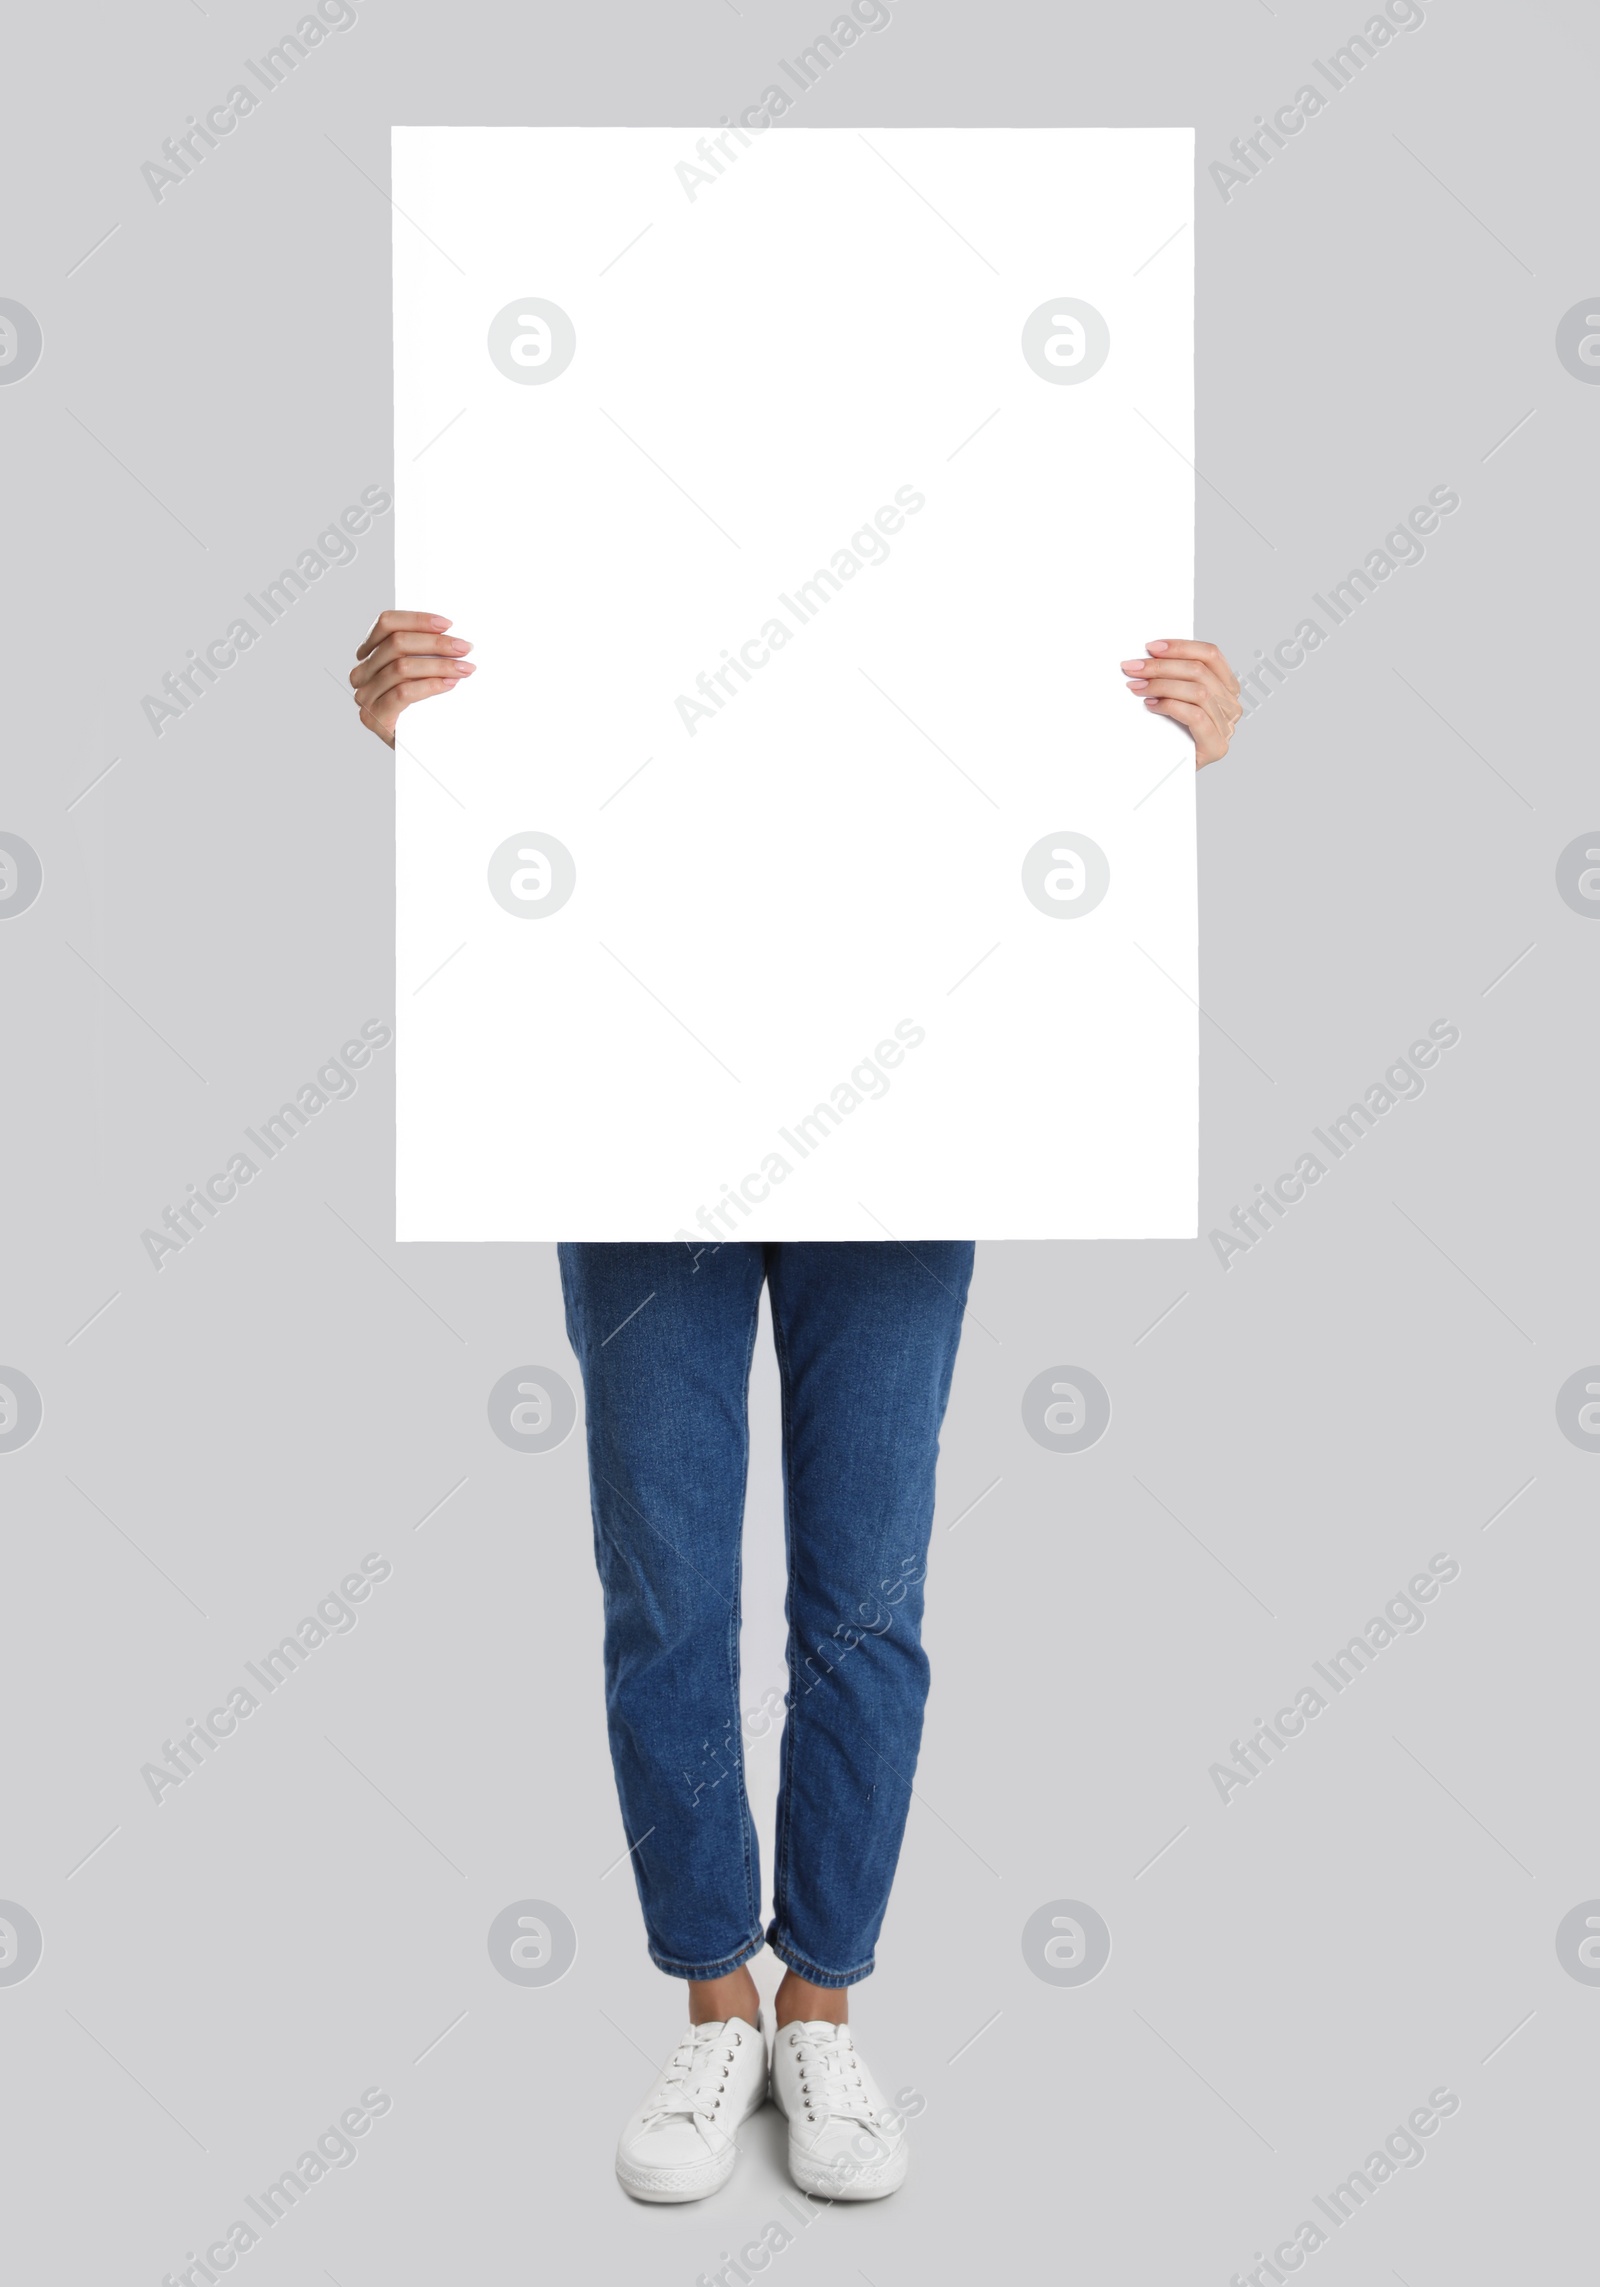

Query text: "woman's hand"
[351, 615, 1239, 760]
[1120, 639, 1241, 767]
[350, 610, 474, 747]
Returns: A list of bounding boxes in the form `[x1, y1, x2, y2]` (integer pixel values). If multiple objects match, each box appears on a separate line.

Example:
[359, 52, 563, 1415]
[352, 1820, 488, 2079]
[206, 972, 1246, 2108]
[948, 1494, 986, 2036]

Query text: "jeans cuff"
[647, 1930, 766, 1982]
[764, 1923, 875, 1989]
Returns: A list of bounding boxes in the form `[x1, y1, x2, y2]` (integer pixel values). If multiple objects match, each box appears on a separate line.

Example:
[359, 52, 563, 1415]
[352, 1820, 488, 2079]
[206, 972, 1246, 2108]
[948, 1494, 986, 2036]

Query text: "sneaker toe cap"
[791, 2118, 905, 2187]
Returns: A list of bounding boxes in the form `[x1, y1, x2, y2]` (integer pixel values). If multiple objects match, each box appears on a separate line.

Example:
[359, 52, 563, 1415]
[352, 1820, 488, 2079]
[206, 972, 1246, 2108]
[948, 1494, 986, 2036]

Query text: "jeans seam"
[768, 1279, 800, 1948]
[730, 1274, 765, 1942]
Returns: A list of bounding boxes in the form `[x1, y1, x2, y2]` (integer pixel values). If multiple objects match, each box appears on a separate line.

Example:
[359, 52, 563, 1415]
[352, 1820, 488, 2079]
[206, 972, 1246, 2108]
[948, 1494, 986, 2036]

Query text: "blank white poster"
[392, 127, 1194, 1242]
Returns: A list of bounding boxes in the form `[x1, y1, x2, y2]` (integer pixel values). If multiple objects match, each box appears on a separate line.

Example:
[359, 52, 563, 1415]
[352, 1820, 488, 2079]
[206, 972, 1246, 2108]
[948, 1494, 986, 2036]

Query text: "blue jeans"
[558, 1239, 975, 1988]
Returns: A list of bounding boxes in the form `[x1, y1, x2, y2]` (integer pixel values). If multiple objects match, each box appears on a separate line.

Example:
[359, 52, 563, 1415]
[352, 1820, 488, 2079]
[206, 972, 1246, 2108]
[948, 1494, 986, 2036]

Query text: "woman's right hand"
[350, 610, 474, 747]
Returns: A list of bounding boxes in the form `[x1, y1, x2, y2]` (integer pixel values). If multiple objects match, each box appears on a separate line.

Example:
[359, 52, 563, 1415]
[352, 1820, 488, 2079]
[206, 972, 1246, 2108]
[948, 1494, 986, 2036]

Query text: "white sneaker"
[614, 2015, 768, 2203]
[770, 2020, 910, 2199]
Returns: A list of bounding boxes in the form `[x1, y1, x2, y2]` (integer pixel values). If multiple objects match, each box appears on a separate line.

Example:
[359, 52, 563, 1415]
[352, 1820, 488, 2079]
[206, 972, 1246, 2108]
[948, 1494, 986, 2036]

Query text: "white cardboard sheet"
[393, 128, 1195, 1241]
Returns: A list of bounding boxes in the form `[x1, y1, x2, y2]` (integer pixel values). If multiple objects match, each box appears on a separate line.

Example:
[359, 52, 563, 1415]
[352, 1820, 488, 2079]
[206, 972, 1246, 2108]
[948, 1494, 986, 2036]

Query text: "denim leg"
[763, 1239, 975, 1986]
[558, 1240, 768, 1979]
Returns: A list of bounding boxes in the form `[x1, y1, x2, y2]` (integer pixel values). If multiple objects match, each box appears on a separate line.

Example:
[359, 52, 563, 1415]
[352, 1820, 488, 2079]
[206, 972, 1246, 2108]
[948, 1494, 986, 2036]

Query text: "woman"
[350, 610, 1240, 2202]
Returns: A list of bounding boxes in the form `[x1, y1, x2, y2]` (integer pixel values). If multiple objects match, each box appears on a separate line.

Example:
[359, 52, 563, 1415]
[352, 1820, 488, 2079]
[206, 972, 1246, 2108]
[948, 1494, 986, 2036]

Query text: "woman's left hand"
[1120, 639, 1242, 767]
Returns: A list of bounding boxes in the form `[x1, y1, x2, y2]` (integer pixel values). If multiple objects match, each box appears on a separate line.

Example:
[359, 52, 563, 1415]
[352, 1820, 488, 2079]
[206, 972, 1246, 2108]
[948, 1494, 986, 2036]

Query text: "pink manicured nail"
[1126, 678, 1149, 692]
[1144, 697, 1159, 708]
[1146, 639, 1170, 653]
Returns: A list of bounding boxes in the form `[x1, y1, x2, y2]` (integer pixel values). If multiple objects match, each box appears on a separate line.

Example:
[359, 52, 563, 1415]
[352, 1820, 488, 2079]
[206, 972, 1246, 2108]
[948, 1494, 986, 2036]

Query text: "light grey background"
[3, 2, 1594, 2280]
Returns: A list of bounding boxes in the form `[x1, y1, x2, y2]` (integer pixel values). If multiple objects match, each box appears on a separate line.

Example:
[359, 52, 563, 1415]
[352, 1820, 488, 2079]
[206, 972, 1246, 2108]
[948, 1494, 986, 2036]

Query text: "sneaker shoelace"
[787, 2025, 880, 2128]
[642, 2023, 741, 2126]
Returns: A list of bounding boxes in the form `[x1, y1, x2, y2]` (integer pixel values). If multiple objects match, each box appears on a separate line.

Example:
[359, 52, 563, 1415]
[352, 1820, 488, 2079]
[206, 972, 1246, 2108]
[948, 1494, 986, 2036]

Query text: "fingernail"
[1146, 639, 1170, 653]
[1144, 697, 1159, 708]
[455, 661, 475, 673]
[1126, 678, 1149, 691]
[449, 639, 473, 653]
[428, 615, 452, 628]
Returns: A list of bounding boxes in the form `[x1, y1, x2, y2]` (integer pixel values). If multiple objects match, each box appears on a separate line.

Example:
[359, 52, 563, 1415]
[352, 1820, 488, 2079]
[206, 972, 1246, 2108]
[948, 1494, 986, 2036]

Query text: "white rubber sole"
[787, 2139, 909, 2200]
[615, 2084, 769, 2204]
[615, 2146, 738, 2203]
